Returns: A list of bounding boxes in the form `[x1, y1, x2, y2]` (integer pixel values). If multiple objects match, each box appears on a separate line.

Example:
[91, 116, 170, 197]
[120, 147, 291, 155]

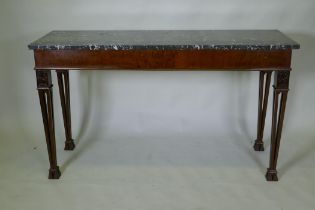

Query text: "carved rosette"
[36, 70, 52, 89]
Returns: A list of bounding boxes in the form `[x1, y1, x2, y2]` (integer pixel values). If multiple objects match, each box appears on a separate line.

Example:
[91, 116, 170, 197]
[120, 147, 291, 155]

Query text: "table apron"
[34, 49, 292, 70]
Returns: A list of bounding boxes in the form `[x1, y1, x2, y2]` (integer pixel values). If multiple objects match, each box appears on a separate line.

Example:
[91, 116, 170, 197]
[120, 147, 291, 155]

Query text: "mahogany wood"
[254, 71, 272, 151]
[34, 49, 292, 70]
[266, 71, 290, 181]
[33, 47, 293, 181]
[56, 70, 75, 150]
[36, 70, 61, 179]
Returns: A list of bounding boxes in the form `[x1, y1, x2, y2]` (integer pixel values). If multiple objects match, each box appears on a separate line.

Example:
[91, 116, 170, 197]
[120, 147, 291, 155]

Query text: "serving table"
[28, 30, 300, 181]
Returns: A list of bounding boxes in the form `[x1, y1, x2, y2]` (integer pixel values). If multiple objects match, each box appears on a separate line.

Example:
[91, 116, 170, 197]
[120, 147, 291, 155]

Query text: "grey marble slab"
[28, 30, 300, 51]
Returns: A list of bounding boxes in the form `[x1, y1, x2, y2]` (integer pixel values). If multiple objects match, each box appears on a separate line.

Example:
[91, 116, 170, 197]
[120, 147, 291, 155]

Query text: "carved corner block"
[274, 71, 290, 90]
[36, 70, 52, 89]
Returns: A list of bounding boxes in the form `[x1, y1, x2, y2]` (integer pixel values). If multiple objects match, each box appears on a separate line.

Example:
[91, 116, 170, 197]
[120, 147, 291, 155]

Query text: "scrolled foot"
[253, 140, 264, 151]
[265, 168, 278, 181]
[64, 140, 75, 151]
[48, 166, 61, 179]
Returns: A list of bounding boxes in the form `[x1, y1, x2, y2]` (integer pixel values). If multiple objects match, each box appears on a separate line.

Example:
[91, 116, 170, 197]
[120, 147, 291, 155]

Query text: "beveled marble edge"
[28, 44, 299, 50]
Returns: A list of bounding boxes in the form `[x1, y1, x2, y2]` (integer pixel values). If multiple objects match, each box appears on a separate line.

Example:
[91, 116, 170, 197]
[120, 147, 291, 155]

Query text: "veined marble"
[28, 30, 300, 51]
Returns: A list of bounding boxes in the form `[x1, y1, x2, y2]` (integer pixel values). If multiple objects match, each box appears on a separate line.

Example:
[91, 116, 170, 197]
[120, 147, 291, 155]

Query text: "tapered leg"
[254, 71, 272, 151]
[56, 70, 75, 150]
[266, 71, 290, 181]
[36, 70, 61, 179]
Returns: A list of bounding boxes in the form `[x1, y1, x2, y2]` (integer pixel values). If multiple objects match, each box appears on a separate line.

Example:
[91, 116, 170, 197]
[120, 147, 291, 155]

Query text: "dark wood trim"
[34, 49, 292, 70]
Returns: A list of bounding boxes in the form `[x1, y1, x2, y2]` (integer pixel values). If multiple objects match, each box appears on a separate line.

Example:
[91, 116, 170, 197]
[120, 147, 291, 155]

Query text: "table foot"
[48, 166, 61, 179]
[265, 168, 278, 181]
[253, 140, 264, 151]
[64, 139, 75, 150]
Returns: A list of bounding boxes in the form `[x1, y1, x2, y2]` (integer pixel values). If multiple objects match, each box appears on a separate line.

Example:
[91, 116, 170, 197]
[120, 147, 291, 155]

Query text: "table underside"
[34, 49, 292, 70]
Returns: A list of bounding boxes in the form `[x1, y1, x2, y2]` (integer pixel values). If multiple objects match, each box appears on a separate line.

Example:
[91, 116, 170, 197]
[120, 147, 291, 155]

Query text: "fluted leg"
[56, 70, 75, 150]
[36, 70, 61, 179]
[266, 71, 290, 181]
[254, 71, 272, 151]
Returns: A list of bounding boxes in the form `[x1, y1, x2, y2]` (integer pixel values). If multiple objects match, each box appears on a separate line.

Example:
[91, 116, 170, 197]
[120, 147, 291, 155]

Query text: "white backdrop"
[0, 0, 315, 209]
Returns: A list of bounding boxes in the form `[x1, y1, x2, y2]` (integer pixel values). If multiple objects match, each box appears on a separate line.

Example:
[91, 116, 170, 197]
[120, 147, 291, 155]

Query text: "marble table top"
[28, 30, 300, 51]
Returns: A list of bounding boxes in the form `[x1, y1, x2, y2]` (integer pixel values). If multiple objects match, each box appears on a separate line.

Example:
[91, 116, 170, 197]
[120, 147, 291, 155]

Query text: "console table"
[28, 30, 300, 181]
